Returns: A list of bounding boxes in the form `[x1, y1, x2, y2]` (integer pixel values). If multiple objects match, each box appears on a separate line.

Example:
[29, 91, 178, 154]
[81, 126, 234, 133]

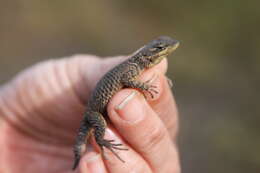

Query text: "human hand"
[0, 54, 180, 173]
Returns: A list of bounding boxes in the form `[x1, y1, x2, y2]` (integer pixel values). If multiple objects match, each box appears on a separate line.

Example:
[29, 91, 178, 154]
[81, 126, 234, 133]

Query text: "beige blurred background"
[0, 0, 259, 172]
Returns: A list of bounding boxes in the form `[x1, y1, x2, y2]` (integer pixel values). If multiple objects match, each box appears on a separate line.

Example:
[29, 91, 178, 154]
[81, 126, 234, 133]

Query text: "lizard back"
[87, 59, 142, 114]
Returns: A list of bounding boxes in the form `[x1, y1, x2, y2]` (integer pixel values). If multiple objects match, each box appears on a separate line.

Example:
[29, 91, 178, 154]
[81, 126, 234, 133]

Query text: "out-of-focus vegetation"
[0, 0, 259, 172]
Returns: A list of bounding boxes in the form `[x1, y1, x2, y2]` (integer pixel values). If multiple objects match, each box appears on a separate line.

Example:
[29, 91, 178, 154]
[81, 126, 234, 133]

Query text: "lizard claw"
[143, 74, 159, 99]
[148, 88, 158, 98]
[143, 84, 158, 99]
[98, 139, 128, 163]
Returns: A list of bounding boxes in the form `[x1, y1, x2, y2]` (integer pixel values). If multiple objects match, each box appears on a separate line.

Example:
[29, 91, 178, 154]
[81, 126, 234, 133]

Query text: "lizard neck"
[127, 55, 149, 71]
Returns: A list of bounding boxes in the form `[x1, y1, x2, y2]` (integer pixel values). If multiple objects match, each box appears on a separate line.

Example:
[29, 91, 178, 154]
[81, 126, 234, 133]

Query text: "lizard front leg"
[121, 77, 158, 99]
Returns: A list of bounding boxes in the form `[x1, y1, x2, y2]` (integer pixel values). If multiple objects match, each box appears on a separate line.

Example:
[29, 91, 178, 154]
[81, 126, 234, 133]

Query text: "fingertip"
[80, 150, 107, 173]
[100, 127, 152, 173]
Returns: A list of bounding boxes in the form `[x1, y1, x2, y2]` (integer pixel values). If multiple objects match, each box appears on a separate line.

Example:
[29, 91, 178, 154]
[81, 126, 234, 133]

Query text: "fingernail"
[116, 91, 136, 110]
[166, 76, 173, 88]
[115, 91, 146, 122]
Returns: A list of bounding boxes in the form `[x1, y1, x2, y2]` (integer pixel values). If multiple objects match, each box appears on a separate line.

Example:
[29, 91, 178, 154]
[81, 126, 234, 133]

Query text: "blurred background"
[0, 0, 259, 172]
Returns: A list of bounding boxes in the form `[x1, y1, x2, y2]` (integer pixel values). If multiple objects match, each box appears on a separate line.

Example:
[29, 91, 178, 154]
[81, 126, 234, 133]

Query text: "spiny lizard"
[72, 36, 179, 170]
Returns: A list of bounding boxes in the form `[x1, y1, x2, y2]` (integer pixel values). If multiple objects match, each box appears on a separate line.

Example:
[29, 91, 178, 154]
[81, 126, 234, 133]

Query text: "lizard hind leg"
[90, 112, 128, 162]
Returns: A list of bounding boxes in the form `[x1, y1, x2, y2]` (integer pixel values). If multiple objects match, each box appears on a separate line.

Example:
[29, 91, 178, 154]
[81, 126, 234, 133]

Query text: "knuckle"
[142, 125, 167, 151]
[166, 117, 178, 140]
[133, 163, 151, 173]
[130, 159, 152, 173]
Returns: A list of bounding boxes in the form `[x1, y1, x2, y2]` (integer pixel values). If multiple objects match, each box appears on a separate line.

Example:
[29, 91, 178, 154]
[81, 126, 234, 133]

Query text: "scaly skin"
[72, 36, 179, 170]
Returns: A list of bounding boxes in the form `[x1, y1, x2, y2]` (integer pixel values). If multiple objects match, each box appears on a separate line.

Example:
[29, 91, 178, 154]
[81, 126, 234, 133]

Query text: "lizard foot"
[143, 83, 158, 99]
[146, 85, 158, 99]
[98, 139, 128, 162]
[142, 75, 159, 99]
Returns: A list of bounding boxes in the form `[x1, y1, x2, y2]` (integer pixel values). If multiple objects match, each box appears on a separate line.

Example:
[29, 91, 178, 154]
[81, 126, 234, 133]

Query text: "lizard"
[72, 36, 179, 170]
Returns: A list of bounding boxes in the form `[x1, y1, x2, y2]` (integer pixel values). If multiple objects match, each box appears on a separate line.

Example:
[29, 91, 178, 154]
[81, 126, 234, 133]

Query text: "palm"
[0, 55, 124, 173]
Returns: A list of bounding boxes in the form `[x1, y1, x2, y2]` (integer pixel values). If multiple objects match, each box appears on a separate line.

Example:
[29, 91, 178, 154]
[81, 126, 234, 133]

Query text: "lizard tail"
[72, 121, 92, 170]
[72, 155, 80, 170]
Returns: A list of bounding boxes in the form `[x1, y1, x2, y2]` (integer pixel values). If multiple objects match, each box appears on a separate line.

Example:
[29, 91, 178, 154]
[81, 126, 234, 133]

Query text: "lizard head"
[145, 36, 179, 68]
[133, 36, 179, 68]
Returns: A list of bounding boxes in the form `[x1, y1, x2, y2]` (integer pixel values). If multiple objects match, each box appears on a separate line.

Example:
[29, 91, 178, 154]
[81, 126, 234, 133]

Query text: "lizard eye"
[156, 43, 166, 49]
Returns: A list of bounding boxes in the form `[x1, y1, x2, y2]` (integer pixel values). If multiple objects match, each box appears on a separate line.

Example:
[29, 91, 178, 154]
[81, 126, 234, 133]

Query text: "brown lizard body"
[72, 36, 179, 170]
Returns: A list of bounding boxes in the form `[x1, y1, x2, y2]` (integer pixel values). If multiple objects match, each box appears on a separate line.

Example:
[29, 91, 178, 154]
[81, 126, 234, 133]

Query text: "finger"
[79, 147, 107, 173]
[95, 127, 153, 173]
[107, 90, 180, 173]
[135, 67, 179, 139]
[0, 59, 87, 144]
[150, 74, 179, 139]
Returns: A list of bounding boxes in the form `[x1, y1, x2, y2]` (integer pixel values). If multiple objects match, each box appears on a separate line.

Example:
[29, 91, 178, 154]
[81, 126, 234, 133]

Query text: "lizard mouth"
[166, 41, 180, 54]
[158, 41, 179, 57]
